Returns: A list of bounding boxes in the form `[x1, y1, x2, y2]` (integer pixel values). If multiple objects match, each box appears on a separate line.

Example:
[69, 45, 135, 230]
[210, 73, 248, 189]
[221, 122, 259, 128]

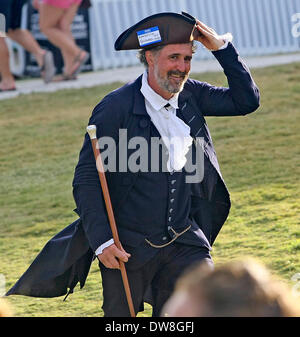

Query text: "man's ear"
[145, 50, 154, 67]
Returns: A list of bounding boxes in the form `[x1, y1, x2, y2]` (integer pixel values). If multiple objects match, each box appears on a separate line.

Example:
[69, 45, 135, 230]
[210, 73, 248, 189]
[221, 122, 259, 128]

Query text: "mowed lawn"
[0, 62, 299, 316]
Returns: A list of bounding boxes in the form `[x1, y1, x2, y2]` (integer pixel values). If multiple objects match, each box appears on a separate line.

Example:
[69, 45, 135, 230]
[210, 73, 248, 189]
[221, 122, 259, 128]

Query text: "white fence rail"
[89, 0, 300, 70]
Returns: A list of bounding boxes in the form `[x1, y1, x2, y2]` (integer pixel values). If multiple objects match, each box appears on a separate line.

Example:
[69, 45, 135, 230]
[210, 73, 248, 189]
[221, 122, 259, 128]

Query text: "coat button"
[171, 189, 176, 193]
[170, 198, 174, 203]
[139, 119, 149, 128]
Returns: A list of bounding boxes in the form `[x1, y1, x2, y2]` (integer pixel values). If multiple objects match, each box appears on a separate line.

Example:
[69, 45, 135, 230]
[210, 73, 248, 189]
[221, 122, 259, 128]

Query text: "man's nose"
[176, 59, 186, 73]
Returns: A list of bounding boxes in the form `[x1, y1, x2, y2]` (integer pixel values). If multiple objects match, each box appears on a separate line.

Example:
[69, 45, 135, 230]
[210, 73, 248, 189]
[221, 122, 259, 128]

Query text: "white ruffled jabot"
[140, 71, 193, 172]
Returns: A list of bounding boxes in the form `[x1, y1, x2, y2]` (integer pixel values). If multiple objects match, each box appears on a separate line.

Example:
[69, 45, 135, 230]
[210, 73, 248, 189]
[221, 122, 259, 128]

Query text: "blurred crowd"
[0, 0, 90, 92]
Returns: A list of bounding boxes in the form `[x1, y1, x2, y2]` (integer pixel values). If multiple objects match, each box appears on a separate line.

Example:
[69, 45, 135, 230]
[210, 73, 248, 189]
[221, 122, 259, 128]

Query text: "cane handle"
[86, 125, 97, 139]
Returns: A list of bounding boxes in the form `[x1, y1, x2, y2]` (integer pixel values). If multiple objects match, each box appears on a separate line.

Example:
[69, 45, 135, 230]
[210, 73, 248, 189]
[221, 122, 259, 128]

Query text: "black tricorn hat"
[114, 12, 197, 51]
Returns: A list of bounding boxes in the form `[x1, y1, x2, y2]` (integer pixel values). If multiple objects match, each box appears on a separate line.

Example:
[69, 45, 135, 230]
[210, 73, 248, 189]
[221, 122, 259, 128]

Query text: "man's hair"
[137, 42, 197, 68]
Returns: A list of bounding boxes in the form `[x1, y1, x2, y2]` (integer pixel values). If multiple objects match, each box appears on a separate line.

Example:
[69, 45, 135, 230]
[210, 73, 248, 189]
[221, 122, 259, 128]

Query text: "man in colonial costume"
[7, 12, 259, 317]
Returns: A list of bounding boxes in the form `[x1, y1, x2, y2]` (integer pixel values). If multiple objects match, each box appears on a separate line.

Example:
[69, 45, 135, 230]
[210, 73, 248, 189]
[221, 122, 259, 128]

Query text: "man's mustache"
[167, 70, 188, 79]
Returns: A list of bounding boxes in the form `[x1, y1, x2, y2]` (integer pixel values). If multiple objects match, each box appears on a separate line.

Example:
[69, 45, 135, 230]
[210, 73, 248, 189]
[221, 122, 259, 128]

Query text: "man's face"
[147, 43, 193, 98]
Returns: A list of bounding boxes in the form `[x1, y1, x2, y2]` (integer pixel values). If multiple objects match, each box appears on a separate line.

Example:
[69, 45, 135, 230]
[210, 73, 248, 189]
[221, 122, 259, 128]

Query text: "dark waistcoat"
[113, 120, 212, 269]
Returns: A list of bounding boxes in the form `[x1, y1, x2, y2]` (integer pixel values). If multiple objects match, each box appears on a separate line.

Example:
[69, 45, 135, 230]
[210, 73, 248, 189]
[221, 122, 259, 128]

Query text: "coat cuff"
[95, 239, 114, 255]
[211, 41, 240, 68]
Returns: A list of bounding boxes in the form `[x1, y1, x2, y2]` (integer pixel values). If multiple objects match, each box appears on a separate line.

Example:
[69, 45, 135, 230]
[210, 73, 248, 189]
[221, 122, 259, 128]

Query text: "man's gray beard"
[154, 66, 188, 94]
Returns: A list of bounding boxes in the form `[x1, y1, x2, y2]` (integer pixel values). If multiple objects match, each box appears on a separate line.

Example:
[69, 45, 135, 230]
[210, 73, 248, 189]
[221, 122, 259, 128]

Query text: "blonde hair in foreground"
[0, 298, 13, 317]
[162, 258, 300, 317]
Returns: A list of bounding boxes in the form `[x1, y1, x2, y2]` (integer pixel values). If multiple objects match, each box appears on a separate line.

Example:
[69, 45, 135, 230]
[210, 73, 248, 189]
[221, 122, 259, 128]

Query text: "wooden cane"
[86, 125, 136, 317]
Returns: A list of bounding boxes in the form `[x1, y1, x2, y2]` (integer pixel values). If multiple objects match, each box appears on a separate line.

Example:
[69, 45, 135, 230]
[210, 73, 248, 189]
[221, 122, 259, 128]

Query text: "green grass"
[1, 62, 299, 316]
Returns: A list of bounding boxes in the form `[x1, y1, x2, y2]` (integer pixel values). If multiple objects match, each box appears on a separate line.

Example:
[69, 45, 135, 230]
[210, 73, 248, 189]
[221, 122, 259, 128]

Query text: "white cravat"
[140, 70, 193, 172]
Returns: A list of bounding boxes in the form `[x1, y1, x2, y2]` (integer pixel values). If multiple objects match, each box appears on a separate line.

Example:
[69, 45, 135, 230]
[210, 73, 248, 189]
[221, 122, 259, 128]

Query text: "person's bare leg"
[0, 38, 16, 90]
[7, 29, 45, 67]
[39, 3, 81, 74]
[58, 3, 79, 74]
[56, 3, 88, 76]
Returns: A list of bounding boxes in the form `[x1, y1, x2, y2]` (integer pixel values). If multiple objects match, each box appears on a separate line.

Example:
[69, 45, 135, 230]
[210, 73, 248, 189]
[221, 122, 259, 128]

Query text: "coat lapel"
[178, 88, 206, 140]
[131, 75, 152, 140]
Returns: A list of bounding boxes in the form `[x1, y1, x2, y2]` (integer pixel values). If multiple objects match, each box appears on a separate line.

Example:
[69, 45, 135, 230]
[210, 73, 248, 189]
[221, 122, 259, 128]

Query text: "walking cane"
[86, 125, 136, 317]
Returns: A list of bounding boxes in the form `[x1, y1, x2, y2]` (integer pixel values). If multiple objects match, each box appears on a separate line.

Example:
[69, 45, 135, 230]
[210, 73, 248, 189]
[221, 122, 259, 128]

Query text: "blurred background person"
[0, 298, 13, 317]
[0, 0, 56, 91]
[161, 258, 300, 317]
[34, 0, 89, 80]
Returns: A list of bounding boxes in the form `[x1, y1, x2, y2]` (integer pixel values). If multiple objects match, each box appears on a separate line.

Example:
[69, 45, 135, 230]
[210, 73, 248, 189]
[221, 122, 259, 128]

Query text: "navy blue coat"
[6, 42, 260, 298]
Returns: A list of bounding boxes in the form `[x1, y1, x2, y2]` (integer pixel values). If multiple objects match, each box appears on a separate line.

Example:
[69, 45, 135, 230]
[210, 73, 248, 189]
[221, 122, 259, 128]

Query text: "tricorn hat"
[114, 12, 197, 51]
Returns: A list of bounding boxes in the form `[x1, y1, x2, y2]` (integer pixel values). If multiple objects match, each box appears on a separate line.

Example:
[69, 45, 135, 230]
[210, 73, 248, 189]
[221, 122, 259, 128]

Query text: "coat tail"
[6, 218, 94, 298]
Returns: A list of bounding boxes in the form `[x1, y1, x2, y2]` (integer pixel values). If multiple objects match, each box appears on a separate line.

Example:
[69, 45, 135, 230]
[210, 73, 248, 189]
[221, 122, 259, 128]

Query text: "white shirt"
[140, 70, 193, 172]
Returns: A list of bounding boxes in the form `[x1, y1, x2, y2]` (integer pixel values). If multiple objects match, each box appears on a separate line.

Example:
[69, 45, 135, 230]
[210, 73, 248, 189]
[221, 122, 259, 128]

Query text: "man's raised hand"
[193, 20, 230, 51]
